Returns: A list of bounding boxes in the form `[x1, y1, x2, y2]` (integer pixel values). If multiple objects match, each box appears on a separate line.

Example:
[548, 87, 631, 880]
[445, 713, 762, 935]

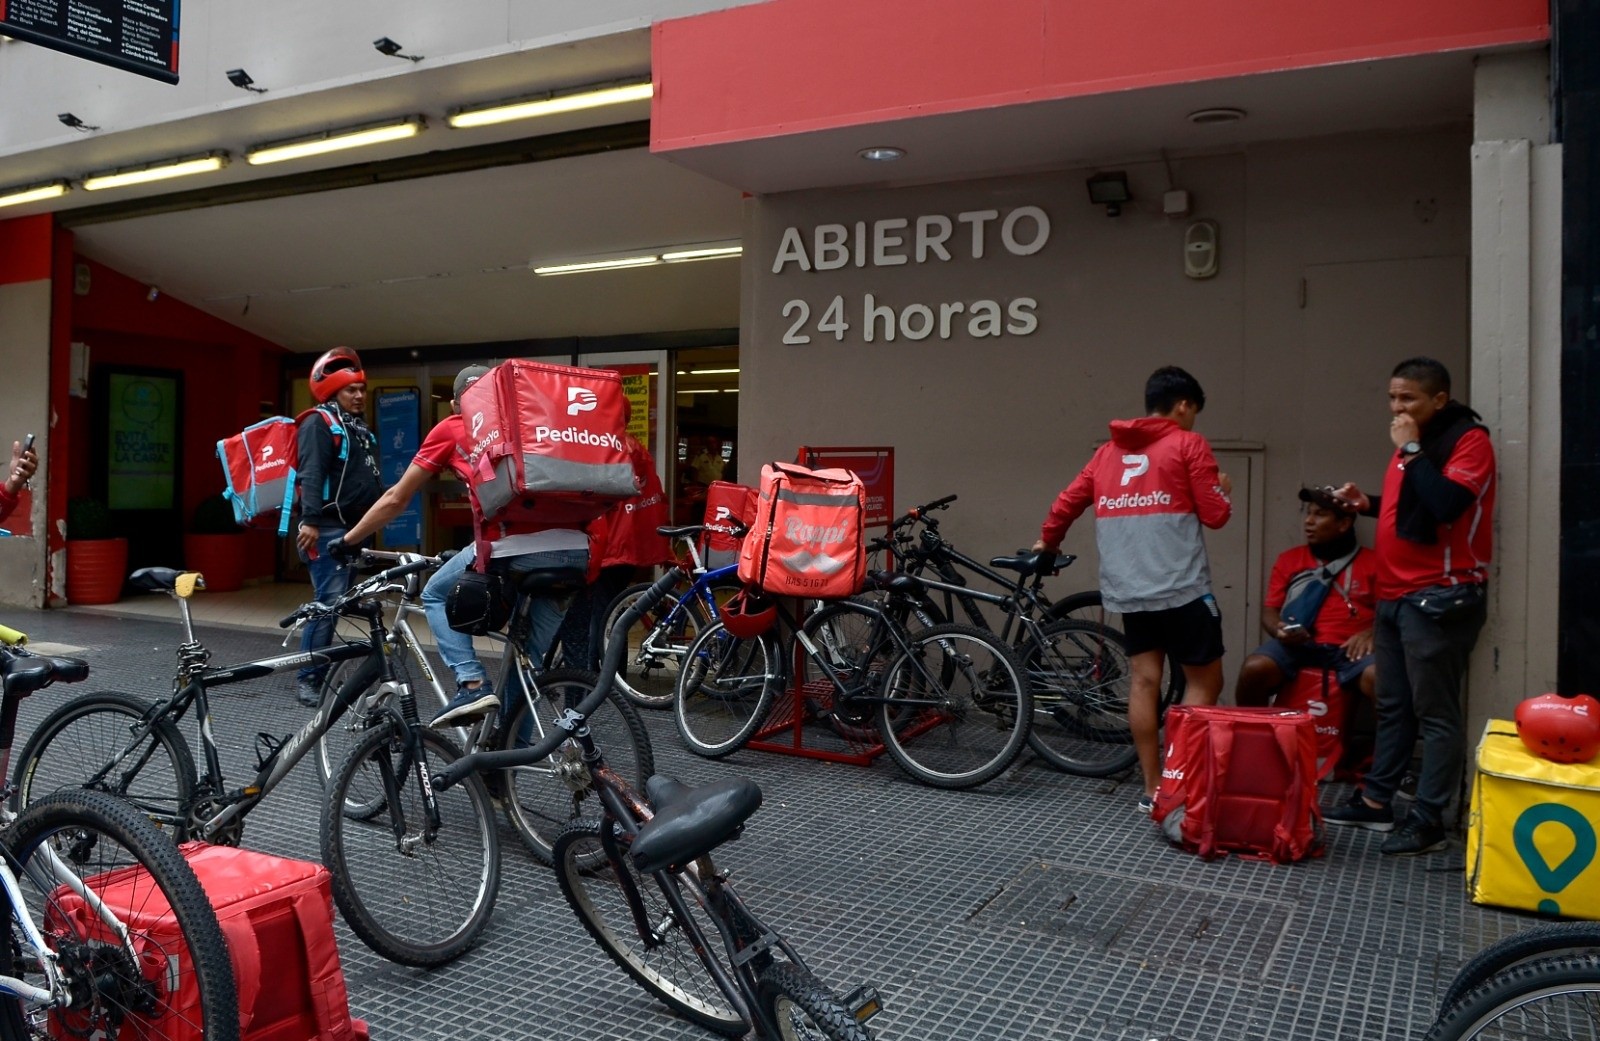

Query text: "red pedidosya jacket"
[1039, 416, 1231, 613]
[588, 437, 671, 571]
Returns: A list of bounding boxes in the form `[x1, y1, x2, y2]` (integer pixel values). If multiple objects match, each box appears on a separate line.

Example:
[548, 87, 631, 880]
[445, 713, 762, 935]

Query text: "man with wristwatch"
[1322, 357, 1496, 855]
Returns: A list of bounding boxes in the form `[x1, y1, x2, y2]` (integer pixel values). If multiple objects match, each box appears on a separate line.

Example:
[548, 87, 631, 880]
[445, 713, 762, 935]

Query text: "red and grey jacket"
[1039, 416, 1232, 613]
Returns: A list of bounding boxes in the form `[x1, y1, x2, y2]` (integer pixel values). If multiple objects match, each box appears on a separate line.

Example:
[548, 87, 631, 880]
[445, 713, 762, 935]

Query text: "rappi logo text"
[785, 517, 847, 546]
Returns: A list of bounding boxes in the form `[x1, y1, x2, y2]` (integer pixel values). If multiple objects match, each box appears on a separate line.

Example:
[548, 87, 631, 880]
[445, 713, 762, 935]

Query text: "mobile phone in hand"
[22, 434, 35, 453]
[1281, 622, 1306, 634]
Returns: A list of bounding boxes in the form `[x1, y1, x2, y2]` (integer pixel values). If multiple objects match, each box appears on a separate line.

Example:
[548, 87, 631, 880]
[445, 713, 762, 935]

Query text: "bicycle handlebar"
[891, 494, 957, 529]
[432, 568, 682, 790]
[278, 556, 441, 628]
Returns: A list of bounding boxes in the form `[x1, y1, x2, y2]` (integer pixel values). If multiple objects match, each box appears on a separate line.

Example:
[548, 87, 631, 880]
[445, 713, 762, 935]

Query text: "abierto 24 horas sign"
[1, 0, 179, 83]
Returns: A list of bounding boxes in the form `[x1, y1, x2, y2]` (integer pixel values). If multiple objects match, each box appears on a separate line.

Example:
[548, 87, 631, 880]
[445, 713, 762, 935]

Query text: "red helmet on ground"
[719, 589, 776, 639]
[309, 346, 366, 403]
[1515, 693, 1600, 764]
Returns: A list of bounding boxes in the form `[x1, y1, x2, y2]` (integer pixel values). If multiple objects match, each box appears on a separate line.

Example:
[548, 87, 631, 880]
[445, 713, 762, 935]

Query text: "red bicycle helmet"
[309, 346, 366, 403]
[1515, 693, 1600, 764]
[719, 590, 776, 639]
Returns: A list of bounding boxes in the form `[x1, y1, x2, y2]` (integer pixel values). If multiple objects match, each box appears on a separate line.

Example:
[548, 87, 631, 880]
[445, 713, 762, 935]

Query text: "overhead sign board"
[0, 0, 180, 84]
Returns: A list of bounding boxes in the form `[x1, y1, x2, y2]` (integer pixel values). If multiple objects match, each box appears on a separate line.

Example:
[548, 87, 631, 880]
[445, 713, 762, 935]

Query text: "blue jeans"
[298, 526, 357, 684]
[422, 546, 586, 688]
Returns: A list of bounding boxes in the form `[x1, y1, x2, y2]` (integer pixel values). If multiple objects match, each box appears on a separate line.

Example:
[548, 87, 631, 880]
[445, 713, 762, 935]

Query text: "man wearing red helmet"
[294, 347, 382, 707]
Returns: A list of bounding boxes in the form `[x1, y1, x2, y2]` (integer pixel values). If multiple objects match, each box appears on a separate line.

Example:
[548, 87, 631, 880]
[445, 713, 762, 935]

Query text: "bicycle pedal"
[841, 984, 885, 1023]
[254, 731, 289, 772]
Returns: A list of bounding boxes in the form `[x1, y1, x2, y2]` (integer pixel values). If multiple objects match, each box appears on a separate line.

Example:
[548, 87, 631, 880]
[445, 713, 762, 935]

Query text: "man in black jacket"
[294, 347, 383, 706]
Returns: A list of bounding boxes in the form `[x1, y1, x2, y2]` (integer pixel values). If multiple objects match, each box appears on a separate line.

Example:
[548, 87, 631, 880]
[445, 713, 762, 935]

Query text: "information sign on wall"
[797, 446, 894, 528]
[106, 371, 177, 510]
[0, 0, 180, 83]
[376, 388, 422, 547]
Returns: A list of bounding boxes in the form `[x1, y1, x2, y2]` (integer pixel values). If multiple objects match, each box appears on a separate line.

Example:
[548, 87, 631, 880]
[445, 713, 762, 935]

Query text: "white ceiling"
[57, 44, 1525, 354]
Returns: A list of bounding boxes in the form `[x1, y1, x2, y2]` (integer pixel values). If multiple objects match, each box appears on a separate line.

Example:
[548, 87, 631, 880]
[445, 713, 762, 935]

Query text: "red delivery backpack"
[457, 360, 638, 530]
[217, 408, 345, 536]
[737, 463, 867, 599]
[701, 480, 758, 568]
[47, 843, 367, 1041]
[1151, 705, 1324, 864]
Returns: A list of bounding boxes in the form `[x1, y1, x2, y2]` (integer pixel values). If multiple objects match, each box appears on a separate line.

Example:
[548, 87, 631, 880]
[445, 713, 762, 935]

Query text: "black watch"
[1401, 440, 1422, 457]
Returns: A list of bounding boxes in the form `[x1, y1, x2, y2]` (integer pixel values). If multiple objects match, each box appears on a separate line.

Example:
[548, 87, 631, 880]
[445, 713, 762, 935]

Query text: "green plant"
[66, 497, 116, 540]
[191, 494, 242, 535]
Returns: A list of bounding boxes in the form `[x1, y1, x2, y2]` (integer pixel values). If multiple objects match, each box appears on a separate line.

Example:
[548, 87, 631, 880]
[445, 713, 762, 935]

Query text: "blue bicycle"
[598, 524, 741, 709]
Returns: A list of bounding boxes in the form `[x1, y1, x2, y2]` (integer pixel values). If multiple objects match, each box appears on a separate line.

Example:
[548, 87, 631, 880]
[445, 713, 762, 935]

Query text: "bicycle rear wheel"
[800, 599, 900, 742]
[1424, 953, 1600, 1041]
[498, 668, 656, 865]
[878, 623, 1032, 789]
[757, 962, 876, 1041]
[601, 582, 711, 709]
[674, 622, 780, 758]
[2, 787, 239, 1041]
[10, 691, 197, 835]
[551, 823, 747, 1037]
[320, 721, 500, 967]
[1022, 620, 1138, 776]
[1047, 590, 1186, 706]
[1440, 923, 1600, 1016]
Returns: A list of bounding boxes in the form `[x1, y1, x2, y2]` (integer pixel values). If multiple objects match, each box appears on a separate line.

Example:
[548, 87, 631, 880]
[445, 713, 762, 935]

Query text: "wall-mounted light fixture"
[247, 118, 422, 165]
[448, 78, 653, 129]
[533, 255, 660, 276]
[0, 180, 69, 209]
[373, 37, 423, 62]
[83, 153, 228, 191]
[226, 69, 267, 93]
[1086, 171, 1131, 217]
[57, 112, 99, 132]
[662, 244, 742, 264]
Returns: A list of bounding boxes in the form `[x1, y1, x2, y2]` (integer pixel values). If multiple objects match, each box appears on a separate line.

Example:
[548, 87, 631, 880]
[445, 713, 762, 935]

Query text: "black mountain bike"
[435, 571, 885, 1040]
[1427, 922, 1600, 1041]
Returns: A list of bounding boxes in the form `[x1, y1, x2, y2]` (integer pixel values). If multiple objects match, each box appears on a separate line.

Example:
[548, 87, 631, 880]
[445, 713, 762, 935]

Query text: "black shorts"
[1121, 594, 1225, 665]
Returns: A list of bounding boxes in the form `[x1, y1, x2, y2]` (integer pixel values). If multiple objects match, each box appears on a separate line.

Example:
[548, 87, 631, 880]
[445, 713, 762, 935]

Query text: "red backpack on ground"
[1152, 705, 1325, 863]
[47, 844, 366, 1041]
[456, 360, 638, 530]
[1270, 667, 1350, 780]
[216, 408, 344, 536]
[737, 463, 867, 599]
[701, 480, 758, 568]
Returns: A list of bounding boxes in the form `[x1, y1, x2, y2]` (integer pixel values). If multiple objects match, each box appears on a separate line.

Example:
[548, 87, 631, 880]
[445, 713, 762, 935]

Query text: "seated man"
[1235, 486, 1377, 707]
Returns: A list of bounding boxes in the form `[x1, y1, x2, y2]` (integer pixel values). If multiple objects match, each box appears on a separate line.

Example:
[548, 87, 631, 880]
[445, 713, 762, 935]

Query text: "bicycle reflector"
[718, 589, 776, 639]
[1514, 692, 1600, 764]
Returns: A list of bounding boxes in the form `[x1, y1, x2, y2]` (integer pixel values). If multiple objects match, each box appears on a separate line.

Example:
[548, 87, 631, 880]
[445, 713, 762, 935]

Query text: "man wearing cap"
[295, 347, 383, 707]
[329, 364, 490, 711]
[1234, 487, 1376, 708]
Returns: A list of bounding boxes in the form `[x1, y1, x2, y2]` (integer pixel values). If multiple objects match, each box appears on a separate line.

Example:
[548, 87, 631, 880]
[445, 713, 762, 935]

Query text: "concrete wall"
[739, 128, 1475, 683]
[0, 280, 54, 607]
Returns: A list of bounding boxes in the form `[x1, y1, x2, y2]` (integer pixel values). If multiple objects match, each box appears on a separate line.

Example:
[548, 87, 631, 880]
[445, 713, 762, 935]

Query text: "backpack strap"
[1269, 719, 1325, 862]
[1191, 721, 1231, 860]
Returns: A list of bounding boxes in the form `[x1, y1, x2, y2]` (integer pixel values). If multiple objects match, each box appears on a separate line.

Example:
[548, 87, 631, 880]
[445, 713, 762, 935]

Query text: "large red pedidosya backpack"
[456, 360, 638, 563]
[736, 463, 867, 600]
[1152, 705, 1324, 864]
[701, 480, 758, 568]
[216, 407, 345, 536]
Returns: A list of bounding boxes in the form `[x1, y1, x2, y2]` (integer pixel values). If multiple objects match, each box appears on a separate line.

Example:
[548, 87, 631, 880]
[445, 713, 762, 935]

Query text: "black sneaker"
[431, 683, 498, 726]
[1323, 794, 1395, 831]
[296, 679, 322, 708]
[1381, 818, 1449, 856]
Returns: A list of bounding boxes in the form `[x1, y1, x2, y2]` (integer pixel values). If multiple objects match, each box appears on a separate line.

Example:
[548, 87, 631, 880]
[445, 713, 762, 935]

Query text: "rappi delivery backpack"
[217, 407, 345, 535]
[456, 360, 638, 534]
[701, 480, 758, 568]
[737, 463, 867, 599]
[1151, 705, 1325, 863]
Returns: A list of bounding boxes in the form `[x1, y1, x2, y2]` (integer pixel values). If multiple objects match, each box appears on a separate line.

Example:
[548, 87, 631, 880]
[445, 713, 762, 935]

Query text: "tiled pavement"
[9, 600, 1542, 1041]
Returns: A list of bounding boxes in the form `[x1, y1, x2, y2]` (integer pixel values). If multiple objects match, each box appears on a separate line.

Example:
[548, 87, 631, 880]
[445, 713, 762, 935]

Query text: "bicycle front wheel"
[11, 691, 197, 835]
[552, 823, 747, 1037]
[1424, 953, 1600, 1041]
[1441, 923, 1600, 1014]
[800, 599, 901, 742]
[2, 787, 239, 1041]
[498, 668, 655, 864]
[601, 582, 710, 709]
[878, 623, 1032, 789]
[674, 621, 780, 758]
[1022, 620, 1138, 776]
[313, 654, 393, 817]
[320, 722, 500, 967]
[758, 962, 876, 1041]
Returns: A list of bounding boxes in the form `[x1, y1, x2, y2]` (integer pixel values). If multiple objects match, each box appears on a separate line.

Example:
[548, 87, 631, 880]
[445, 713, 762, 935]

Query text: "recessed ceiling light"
[533, 255, 660, 276]
[857, 146, 905, 162]
[1188, 107, 1246, 125]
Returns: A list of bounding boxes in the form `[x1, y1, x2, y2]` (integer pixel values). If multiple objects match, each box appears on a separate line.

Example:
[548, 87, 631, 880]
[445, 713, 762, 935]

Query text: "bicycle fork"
[377, 681, 443, 853]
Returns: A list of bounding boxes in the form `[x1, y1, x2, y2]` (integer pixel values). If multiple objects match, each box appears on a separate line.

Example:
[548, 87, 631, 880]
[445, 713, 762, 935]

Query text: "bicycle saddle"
[989, 552, 1076, 575]
[2, 656, 56, 696]
[513, 568, 586, 595]
[865, 570, 925, 596]
[656, 524, 704, 538]
[631, 774, 763, 874]
[130, 567, 186, 592]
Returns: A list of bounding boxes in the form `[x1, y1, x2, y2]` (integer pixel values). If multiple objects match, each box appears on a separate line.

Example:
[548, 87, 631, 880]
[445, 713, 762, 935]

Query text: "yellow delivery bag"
[1467, 719, 1600, 919]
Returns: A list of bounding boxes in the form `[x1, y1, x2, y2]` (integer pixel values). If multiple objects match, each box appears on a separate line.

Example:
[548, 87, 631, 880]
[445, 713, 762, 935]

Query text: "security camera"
[226, 68, 266, 93]
[372, 37, 423, 62]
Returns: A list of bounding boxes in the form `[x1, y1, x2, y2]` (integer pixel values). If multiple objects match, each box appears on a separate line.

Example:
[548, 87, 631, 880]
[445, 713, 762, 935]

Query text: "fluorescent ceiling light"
[690, 368, 739, 375]
[248, 119, 421, 165]
[83, 154, 226, 191]
[662, 245, 742, 263]
[0, 181, 68, 208]
[533, 255, 659, 276]
[723, 388, 739, 393]
[449, 80, 653, 129]
[677, 389, 721, 395]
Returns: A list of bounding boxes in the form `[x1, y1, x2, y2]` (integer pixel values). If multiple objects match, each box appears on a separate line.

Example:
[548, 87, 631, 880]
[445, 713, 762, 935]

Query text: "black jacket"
[296, 405, 381, 529]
